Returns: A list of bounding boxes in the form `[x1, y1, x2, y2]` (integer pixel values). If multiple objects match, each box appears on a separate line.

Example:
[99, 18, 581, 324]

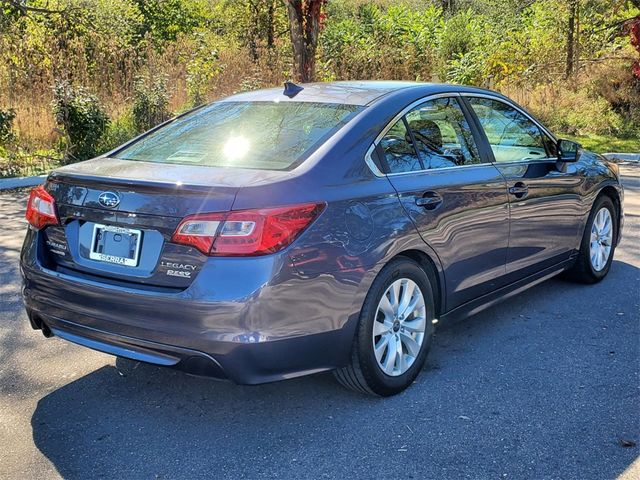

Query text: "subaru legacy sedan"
[21, 81, 623, 396]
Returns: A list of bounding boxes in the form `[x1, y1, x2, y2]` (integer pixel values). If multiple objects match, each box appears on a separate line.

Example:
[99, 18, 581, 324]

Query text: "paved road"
[1, 166, 638, 479]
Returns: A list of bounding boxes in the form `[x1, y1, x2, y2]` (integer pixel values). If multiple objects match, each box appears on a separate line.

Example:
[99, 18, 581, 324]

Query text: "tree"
[285, 0, 325, 82]
[628, 16, 640, 78]
[566, 0, 578, 78]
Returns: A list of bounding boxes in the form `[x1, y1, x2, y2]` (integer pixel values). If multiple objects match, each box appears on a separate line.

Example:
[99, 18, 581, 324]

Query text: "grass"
[558, 133, 640, 154]
[0, 148, 61, 178]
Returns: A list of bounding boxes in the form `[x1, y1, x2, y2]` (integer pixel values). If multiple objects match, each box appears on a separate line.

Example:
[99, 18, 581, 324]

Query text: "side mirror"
[557, 139, 580, 162]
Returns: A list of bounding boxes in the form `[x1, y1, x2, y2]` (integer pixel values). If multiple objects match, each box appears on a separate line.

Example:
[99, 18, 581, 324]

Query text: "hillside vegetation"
[0, 0, 638, 177]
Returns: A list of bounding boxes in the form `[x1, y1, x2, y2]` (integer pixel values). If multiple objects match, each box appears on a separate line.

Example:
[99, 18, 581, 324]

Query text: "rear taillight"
[171, 203, 325, 256]
[25, 185, 59, 230]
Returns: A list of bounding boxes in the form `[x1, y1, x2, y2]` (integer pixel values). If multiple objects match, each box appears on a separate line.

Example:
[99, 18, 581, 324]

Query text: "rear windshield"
[115, 101, 362, 171]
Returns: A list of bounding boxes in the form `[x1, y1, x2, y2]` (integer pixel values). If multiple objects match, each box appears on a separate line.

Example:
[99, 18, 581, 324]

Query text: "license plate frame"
[89, 223, 142, 267]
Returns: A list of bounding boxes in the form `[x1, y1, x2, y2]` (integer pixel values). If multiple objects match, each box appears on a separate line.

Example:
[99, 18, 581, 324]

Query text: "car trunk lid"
[40, 158, 258, 289]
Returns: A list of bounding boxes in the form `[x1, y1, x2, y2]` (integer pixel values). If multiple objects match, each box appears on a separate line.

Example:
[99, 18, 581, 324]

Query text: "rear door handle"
[508, 182, 529, 198]
[415, 192, 443, 210]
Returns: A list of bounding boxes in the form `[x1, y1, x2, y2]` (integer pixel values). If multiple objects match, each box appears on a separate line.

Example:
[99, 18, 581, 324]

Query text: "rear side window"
[379, 119, 422, 174]
[115, 101, 362, 171]
[377, 96, 482, 174]
[405, 97, 481, 169]
[467, 97, 548, 163]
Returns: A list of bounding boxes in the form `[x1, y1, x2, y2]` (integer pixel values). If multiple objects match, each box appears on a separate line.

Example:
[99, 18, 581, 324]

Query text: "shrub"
[0, 148, 61, 178]
[507, 83, 625, 137]
[52, 81, 110, 163]
[0, 108, 16, 145]
[98, 112, 138, 153]
[185, 32, 223, 107]
[132, 74, 171, 132]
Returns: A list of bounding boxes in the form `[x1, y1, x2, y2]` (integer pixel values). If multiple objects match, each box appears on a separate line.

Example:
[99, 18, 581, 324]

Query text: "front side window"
[405, 97, 481, 169]
[116, 101, 362, 171]
[467, 97, 548, 163]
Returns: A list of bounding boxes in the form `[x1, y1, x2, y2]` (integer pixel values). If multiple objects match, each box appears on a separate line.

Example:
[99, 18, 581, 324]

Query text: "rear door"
[463, 95, 583, 278]
[376, 95, 509, 311]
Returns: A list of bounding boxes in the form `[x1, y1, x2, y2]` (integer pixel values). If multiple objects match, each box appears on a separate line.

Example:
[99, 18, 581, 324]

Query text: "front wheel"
[334, 257, 435, 396]
[564, 195, 618, 283]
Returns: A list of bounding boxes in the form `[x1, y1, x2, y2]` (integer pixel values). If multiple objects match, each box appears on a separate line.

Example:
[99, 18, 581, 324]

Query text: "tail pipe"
[27, 310, 54, 338]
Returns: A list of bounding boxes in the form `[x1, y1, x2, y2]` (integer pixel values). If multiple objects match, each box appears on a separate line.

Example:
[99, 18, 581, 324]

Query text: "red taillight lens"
[25, 185, 59, 230]
[171, 203, 325, 256]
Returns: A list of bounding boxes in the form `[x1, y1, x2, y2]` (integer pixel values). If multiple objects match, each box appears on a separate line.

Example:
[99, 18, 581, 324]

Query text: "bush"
[0, 148, 61, 178]
[0, 108, 16, 145]
[98, 112, 138, 153]
[320, 4, 441, 81]
[509, 82, 626, 137]
[132, 74, 171, 132]
[52, 81, 110, 163]
[185, 31, 224, 107]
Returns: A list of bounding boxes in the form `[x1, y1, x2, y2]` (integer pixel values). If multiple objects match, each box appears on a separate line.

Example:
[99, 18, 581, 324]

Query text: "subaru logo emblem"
[98, 191, 120, 208]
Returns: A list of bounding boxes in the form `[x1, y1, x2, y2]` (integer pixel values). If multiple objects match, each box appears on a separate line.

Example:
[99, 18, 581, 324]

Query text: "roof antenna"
[283, 81, 304, 98]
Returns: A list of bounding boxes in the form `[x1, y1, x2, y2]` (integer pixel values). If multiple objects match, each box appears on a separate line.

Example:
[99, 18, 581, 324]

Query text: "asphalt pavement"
[1, 165, 638, 479]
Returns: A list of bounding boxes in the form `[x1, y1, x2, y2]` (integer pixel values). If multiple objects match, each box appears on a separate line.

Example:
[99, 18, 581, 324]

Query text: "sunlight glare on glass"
[223, 135, 250, 160]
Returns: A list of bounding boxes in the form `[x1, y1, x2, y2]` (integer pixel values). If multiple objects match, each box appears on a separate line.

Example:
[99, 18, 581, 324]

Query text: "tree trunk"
[247, 1, 259, 61]
[267, 1, 275, 50]
[285, 0, 323, 83]
[566, 0, 577, 78]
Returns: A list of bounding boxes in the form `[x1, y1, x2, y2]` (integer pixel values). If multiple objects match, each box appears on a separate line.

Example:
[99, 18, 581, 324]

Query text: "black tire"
[564, 195, 618, 284]
[334, 257, 436, 396]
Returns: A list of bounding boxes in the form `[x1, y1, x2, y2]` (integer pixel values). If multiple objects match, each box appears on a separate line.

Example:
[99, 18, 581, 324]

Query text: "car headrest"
[409, 119, 443, 149]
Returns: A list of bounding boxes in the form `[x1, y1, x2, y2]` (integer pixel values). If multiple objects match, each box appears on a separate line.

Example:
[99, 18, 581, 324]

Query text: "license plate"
[89, 223, 142, 267]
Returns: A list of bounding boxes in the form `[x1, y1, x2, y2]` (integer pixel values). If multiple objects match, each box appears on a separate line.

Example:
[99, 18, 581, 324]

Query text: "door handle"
[415, 192, 443, 210]
[508, 182, 529, 198]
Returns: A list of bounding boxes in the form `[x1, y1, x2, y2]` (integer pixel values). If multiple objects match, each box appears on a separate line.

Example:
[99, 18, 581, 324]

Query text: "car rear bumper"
[21, 230, 365, 384]
[25, 308, 348, 383]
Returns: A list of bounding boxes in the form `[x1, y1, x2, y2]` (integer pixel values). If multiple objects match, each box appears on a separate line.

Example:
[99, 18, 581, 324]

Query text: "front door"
[464, 96, 583, 278]
[377, 96, 509, 311]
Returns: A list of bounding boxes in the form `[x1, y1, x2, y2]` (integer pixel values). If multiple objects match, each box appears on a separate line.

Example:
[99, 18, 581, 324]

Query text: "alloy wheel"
[589, 207, 613, 272]
[372, 278, 427, 377]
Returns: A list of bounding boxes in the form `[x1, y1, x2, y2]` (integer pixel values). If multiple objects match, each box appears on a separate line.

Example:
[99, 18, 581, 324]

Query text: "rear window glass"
[115, 101, 362, 171]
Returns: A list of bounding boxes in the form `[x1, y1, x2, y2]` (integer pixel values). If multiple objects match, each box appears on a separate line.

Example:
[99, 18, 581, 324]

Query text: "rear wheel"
[334, 257, 435, 396]
[564, 195, 617, 283]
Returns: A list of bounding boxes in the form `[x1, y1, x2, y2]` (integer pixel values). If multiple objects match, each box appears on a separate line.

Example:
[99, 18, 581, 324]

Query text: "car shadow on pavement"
[30, 261, 639, 479]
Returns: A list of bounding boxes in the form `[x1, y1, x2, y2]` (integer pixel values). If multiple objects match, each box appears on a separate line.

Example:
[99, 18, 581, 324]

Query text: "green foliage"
[0, 148, 61, 178]
[132, 74, 171, 132]
[0, 107, 16, 145]
[321, 3, 442, 80]
[437, 10, 493, 84]
[98, 112, 138, 154]
[93, 0, 145, 47]
[52, 81, 110, 162]
[184, 31, 224, 107]
[134, 0, 208, 42]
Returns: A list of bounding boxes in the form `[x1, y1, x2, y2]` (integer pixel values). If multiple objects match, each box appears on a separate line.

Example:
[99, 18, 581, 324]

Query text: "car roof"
[220, 81, 502, 106]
